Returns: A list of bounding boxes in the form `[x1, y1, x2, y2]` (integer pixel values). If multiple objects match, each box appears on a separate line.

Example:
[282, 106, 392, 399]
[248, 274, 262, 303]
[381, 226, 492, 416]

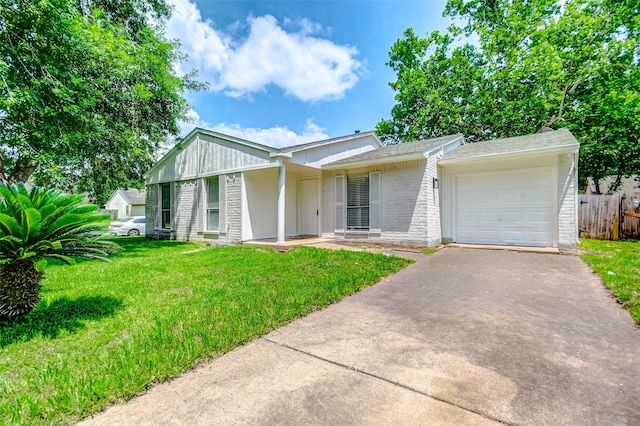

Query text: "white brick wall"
[321, 160, 441, 247]
[226, 173, 243, 243]
[425, 154, 442, 246]
[174, 180, 199, 240]
[145, 184, 158, 238]
[557, 153, 578, 249]
[146, 175, 243, 243]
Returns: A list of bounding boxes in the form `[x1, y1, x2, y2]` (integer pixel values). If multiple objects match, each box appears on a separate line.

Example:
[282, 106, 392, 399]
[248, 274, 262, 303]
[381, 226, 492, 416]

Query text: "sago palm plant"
[0, 183, 120, 319]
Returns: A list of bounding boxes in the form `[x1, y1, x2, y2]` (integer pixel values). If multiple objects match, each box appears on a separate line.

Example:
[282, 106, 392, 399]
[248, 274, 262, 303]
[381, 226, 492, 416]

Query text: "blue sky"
[166, 0, 452, 147]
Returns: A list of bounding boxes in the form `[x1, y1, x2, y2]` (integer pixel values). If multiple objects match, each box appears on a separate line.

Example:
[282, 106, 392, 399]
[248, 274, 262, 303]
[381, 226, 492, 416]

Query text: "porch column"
[277, 159, 286, 244]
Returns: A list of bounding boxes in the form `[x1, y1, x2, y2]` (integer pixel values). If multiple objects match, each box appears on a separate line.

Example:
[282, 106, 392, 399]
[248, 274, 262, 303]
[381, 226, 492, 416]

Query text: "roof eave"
[322, 151, 425, 170]
[280, 131, 383, 153]
[438, 143, 580, 165]
[423, 135, 466, 157]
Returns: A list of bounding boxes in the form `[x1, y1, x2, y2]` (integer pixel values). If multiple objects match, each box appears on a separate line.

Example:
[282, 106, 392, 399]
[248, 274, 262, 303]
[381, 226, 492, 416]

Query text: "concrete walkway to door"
[81, 248, 640, 425]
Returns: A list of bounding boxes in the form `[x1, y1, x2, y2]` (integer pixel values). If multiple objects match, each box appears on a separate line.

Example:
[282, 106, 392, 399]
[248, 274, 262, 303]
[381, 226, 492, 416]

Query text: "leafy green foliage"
[0, 183, 120, 317]
[580, 239, 640, 323]
[376, 0, 639, 191]
[0, 238, 411, 425]
[0, 0, 205, 204]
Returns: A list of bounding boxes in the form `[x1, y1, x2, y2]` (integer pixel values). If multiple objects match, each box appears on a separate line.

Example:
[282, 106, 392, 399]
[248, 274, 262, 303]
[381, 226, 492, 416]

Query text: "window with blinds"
[347, 174, 369, 230]
[206, 176, 219, 231]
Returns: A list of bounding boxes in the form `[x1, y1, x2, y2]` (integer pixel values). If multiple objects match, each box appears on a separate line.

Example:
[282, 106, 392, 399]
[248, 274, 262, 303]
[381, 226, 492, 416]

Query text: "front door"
[298, 178, 319, 236]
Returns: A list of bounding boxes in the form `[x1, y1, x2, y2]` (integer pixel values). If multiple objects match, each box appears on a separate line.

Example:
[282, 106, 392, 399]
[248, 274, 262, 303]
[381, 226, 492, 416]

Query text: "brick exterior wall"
[321, 159, 441, 247]
[146, 177, 237, 242]
[174, 180, 199, 240]
[145, 184, 159, 238]
[425, 154, 442, 246]
[225, 173, 243, 243]
[557, 153, 578, 250]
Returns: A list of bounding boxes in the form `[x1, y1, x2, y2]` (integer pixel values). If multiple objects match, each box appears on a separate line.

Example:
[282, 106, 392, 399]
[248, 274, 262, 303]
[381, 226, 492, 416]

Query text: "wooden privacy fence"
[579, 193, 640, 240]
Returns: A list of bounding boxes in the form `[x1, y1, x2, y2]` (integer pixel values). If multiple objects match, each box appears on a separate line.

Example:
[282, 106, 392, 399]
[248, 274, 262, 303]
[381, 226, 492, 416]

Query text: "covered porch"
[242, 161, 322, 244]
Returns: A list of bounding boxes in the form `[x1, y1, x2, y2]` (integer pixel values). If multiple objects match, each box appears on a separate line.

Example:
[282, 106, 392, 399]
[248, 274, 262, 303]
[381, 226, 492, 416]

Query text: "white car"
[108, 216, 146, 236]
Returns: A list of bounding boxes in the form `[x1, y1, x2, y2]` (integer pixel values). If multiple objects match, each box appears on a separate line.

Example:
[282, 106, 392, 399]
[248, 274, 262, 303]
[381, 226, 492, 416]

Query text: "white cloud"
[177, 109, 328, 148]
[209, 119, 329, 148]
[167, 0, 362, 101]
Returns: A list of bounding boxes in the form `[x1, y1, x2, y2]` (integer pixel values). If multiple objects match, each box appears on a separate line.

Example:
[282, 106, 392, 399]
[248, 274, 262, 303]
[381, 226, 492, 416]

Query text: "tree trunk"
[593, 178, 602, 195]
[608, 173, 623, 194]
[8, 157, 36, 184]
[0, 152, 8, 184]
[0, 259, 44, 319]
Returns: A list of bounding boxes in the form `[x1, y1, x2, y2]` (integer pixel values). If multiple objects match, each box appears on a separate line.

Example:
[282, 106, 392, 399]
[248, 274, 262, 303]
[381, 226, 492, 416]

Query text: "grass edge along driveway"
[0, 238, 412, 425]
[579, 238, 640, 324]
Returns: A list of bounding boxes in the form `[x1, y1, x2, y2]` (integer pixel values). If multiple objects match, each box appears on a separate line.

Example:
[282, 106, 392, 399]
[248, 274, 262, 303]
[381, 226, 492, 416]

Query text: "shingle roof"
[121, 189, 146, 204]
[327, 133, 464, 165]
[440, 128, 579, 163]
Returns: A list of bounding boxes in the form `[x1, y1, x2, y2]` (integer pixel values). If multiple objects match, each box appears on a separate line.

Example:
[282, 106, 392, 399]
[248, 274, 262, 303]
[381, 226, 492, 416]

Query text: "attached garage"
[439, 129, 580, 250]
[454, 168, 554, 246]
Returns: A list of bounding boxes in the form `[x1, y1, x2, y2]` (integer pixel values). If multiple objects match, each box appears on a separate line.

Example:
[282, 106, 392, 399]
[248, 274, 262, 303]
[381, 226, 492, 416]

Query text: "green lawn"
[0, 238, 411, 425]
[579, 239, 640, 324]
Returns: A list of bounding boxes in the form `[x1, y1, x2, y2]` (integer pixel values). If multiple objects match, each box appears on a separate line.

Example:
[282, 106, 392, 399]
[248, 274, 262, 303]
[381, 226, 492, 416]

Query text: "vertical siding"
[147, 135, 273, 184]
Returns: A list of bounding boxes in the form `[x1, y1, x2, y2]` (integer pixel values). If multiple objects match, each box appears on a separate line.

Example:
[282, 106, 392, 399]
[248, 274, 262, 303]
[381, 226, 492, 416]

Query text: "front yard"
[0, 238, 411, 425]
[580, 239, 640, 324]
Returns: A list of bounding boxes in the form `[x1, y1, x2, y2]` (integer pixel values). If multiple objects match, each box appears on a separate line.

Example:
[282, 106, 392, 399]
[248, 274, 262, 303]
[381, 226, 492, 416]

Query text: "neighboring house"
[145, 127, 579, 250]
[585, 176, 640, 199]
[105, 188, 146, 219]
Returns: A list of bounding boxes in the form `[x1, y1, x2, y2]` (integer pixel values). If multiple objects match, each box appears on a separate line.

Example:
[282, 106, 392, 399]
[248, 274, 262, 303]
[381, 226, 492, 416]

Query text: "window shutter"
[335, 175, 345, 233]
[370, 172, 381, 233]
[196, 179, 204, 233]
[219, 174, 227, 233]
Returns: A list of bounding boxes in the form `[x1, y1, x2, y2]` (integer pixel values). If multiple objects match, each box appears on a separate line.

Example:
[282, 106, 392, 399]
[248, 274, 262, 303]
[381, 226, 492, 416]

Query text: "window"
[347, 174, 369, 230]
[206, 177, 219, 231]
[133, 218, 145, 224]
[161, 183, 171, 229]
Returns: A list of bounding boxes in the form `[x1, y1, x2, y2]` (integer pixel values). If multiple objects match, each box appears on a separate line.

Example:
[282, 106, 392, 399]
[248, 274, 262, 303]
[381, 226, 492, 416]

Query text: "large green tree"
[0, 0, 203, 204]
[376, 0, 639, 191]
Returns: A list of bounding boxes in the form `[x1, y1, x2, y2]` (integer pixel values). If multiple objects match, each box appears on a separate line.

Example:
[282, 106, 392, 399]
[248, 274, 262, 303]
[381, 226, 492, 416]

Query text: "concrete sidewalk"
[80, 248, 640, 425]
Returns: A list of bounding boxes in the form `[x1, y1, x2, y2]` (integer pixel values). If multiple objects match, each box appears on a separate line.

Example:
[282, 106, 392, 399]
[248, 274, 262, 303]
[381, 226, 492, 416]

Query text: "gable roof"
[323, 133, 464, 169]
[106, 188, 146, 205]
[145, 128, 382, 179]
[121, 189, 146, 204]
[439, 128, 579, 164]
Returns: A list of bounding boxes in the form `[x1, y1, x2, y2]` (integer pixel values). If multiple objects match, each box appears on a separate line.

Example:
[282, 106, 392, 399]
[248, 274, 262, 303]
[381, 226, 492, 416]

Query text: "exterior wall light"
[433, 177, 439, 189]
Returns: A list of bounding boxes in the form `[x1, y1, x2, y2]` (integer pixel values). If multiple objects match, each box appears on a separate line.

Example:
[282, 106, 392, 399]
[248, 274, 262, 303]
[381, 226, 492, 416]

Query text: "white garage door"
[454, 169, 554, 247]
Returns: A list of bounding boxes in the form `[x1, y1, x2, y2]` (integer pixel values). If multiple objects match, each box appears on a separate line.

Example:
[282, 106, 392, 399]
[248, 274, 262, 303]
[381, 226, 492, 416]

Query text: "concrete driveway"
[81, 247, 640, 425]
